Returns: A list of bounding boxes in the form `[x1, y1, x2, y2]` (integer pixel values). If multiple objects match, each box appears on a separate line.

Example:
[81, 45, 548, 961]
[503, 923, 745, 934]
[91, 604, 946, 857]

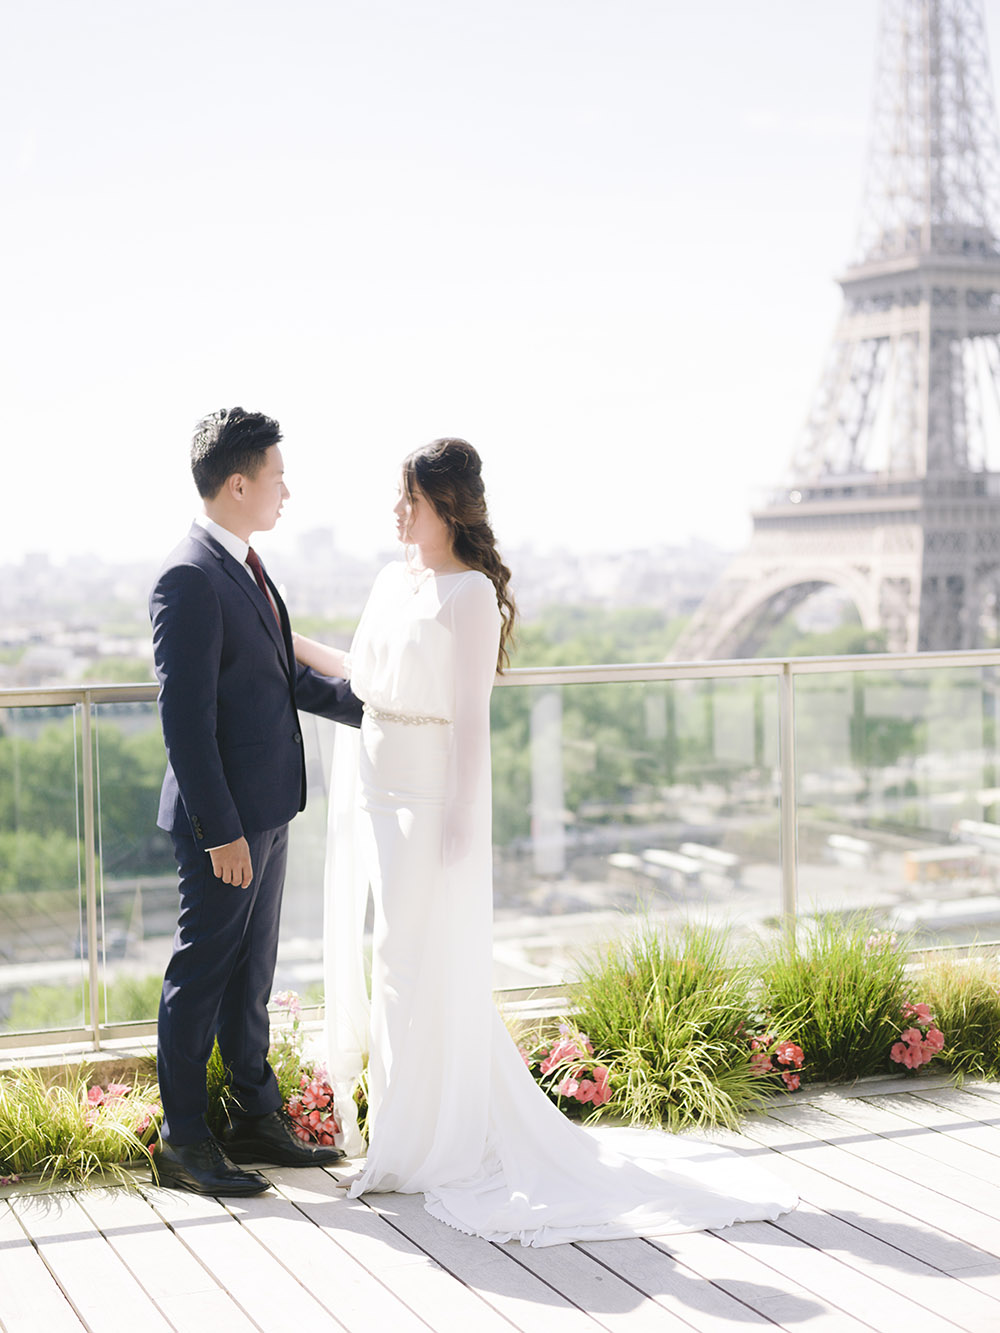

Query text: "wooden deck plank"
[268, 1166, 518, 1333]
[864, 1090, 1000, 1160]
[10, 1086, 1000, 1333]
[771, 1199, 998, 1330]
[707, 1122, 1000, 1331]
[733, 1113, 1000, 1278]
[808, 1092, 1000, 1189]
[741, 1105, 1000, 1310]
[654, 1225, 873, 1331]
[709, 1214, 964, 1333]
[229, 1174, 432, 1333]
[0, 1198, 84, 1333]
[144, 1181, 348, 1331]
[912, 1085, 1000, 1139]
[365, 1188, 604, 1332]
[503, 1238, 700, 1333]
[762, 1102, 1000, 1256]
[11, 1191, 174, 1333]
[77, 1187, 260, 1333]
[572, 1236, 776, 1331]
[962, 1083, 1000, 1105]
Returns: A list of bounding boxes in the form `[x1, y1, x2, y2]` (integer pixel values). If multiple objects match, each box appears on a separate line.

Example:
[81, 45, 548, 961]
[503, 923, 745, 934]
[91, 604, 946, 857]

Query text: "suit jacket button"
[292, 732, 302, 744]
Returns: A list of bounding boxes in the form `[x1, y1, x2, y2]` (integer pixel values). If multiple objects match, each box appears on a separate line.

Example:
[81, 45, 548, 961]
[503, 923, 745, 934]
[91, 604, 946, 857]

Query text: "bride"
[292, 437, 796, 1246]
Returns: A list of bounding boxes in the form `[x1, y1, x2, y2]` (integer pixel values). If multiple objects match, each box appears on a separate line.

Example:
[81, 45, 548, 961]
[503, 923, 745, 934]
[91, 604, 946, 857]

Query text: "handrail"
[5, 643, 1000, 705]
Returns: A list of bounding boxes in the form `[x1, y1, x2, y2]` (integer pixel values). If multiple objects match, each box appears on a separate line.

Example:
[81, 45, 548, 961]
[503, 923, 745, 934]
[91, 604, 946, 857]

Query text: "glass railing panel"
[0, 703, 89, 1035]
[92, 700, 175, 1027]
[489, 675, 781, 987]
[276, 710, 336, 1006]
[793, 662, 1000, 945]
[91, 701, 342, 1026]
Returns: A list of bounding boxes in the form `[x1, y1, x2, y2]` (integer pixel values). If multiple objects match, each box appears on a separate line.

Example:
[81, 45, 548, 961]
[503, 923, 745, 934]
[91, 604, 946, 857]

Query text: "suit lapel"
[234, 560, 292, 674]
[192, 526, 292, 678]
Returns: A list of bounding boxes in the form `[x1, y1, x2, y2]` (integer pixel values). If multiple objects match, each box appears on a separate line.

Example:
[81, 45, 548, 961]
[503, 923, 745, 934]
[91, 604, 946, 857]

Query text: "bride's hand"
[292, 631, 349, 679]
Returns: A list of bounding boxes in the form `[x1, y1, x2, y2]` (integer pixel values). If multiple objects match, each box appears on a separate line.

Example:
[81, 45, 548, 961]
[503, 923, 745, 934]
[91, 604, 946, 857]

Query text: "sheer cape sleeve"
[321, 725, 368, 1155]
[443, 575, 502, 863]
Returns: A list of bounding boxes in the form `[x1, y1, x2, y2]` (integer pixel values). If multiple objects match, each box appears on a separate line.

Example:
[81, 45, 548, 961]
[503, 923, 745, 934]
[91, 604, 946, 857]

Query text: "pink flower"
[902, 1001, 933, 1024]
[591, 1067, 612, 1107]
[924, 1027, 945, 1054]
[891, 1040, 926, 1069]
[899, 1027, 924, 1047]
[286, 1072, 340, 1144]
[890, 1040, 910, 1065]
[866, 932, 897, 952]
[86, 1086, 104, 1105]
[775, 1041, 804, 1068]
[272, 990, 302, 1020]
[781, 1072, 801, 1091]
[556, 1075, 581, 1099]
[556, 1022, 593, 1055]
[301, 1082, 331, 1111]
[750, 1051, 773, 1075]
[540, 1036, 580, 1074]
[105, 1083, 130, 1099]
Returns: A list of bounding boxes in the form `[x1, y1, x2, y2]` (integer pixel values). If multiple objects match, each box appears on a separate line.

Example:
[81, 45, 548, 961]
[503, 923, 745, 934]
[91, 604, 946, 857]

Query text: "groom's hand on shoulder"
[209, 838, 253, 888]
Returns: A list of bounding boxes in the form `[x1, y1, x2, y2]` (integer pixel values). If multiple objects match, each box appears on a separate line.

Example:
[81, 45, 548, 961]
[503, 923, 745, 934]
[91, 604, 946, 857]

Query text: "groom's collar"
[195, 513, 250, 566]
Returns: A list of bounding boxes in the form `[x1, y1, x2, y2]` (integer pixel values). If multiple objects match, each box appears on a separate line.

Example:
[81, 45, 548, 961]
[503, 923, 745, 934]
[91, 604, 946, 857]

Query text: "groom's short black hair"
[190, 407, 282, 499]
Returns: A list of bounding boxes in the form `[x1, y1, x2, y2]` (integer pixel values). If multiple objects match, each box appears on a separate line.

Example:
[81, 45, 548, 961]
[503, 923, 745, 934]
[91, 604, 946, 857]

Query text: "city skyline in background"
[10, 2, 1000, 571]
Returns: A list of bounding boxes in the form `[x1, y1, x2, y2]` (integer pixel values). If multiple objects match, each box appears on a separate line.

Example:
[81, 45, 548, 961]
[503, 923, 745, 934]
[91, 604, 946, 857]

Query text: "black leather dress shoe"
[221, 1109, 346, 1166]
[155, 1137, 270, 1196]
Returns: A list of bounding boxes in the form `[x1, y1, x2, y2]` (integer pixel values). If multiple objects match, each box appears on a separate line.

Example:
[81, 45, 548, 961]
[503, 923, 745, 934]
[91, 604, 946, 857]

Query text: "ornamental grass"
[570, 920, 774, 1131]
[0, 1067, 160, 1187]
[919, 955, 1000, 1080]
[205, 993, 339, 1146]
[757, 915, 910, 1083]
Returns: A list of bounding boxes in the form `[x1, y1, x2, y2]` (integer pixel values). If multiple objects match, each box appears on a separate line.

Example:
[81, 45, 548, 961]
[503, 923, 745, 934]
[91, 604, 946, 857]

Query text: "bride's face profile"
[394, 478, 452, 553]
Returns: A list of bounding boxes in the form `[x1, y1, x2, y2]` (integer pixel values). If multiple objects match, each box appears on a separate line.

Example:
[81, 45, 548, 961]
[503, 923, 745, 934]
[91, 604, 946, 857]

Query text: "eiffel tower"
[674, 0, 1000, 659]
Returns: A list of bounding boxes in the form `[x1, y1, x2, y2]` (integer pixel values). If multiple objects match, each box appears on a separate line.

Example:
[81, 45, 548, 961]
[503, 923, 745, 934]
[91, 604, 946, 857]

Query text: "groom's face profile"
[233, 445, 289, 536]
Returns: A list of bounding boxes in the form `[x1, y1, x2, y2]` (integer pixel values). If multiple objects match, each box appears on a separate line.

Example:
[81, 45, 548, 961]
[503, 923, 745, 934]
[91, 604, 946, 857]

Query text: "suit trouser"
[157, 823, 289, 1144]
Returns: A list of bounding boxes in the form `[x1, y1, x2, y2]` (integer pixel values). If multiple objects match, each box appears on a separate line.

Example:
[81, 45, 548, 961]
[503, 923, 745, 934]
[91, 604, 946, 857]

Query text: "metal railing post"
[80, 693, 101, 1048]
[778, 662, 798, 936]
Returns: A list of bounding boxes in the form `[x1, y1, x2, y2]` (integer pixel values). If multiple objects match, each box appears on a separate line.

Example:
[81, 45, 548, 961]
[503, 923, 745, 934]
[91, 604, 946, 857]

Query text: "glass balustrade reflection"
[489, 676, 781, 986]
[794, 663, 1000, 945]
[92, 701, 176, 1027]
[7, 657, 1000, 1049]
[273, 710, 336, 1005]
[0, 703, 89, 1035]
[90, 704, 343, 1026]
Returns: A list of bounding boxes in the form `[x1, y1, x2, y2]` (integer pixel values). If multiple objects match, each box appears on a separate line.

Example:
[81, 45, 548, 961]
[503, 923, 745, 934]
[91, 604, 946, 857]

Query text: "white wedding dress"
[322, 561, 796, 1246]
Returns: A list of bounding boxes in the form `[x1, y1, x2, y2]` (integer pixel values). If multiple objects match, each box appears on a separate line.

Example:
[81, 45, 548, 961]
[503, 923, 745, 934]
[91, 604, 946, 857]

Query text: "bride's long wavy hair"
[402, 438, 517, 671]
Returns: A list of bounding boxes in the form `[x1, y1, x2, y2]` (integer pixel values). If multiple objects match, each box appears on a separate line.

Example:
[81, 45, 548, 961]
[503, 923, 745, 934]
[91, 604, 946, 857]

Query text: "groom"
[150, 406, 363, 1196]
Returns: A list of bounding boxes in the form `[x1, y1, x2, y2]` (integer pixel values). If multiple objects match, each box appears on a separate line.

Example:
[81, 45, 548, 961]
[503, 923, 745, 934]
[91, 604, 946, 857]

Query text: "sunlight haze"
[7, 1, 993, 568]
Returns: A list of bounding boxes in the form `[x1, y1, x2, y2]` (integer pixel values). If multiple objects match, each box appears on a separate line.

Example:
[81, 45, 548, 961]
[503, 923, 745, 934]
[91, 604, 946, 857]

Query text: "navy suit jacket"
[150, 523, 362, 847]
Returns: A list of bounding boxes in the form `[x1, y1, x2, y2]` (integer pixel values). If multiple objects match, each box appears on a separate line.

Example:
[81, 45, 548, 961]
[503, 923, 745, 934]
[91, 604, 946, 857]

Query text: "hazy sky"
[6, 1, 1000, 569]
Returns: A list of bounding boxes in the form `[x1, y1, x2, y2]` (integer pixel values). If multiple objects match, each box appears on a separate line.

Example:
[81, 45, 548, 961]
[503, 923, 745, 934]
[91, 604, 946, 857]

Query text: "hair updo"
[401, 438, 516, 671]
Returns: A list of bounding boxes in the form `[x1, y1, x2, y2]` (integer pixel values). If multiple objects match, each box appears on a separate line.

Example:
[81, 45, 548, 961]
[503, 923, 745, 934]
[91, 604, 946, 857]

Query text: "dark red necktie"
[246, 547, 281, 626]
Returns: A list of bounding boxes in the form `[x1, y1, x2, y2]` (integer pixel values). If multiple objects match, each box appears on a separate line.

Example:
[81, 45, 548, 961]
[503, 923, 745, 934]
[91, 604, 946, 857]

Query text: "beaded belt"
[363, 704, 450, 726]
